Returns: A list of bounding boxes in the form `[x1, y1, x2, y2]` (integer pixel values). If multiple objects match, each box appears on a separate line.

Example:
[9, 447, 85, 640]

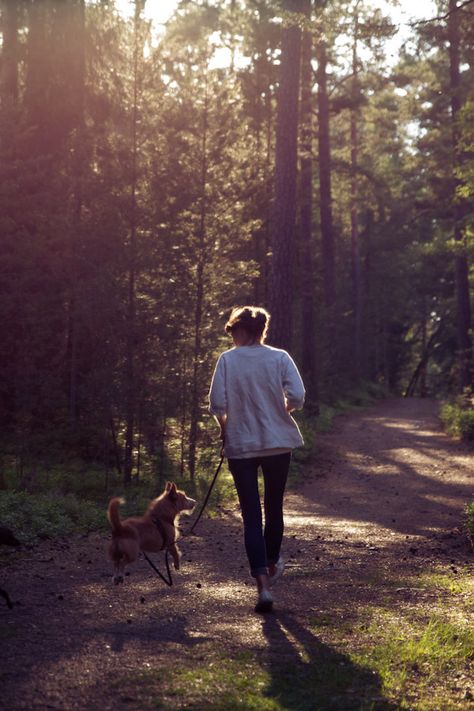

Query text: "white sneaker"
[255, 589, 273, 614]
[269, 557, 285, 587]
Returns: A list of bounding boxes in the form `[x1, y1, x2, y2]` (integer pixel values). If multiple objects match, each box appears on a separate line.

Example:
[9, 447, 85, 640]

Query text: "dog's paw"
[173, 559, 180, 571]
[113, 574, 124, 585]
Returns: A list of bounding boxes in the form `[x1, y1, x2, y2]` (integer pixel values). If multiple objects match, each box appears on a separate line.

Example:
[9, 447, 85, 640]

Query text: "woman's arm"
[209, 355, 228, 436]
[282, 353, 305, 411]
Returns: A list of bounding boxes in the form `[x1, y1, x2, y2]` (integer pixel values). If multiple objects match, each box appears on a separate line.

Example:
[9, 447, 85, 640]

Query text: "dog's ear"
[167, 481, 178, 500]
[165, 481, 172, 492]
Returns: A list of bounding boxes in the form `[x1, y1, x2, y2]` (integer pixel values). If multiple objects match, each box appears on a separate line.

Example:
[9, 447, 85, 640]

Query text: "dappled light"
[1, 0, 473, 708]
[2, 398, 474, 709]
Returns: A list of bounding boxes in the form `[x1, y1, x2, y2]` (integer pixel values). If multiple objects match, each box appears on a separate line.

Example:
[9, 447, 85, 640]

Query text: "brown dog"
[107, 481, 196, 584]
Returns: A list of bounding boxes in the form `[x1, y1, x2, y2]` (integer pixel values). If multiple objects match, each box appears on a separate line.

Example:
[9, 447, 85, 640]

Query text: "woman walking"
[209, 306, 305, 613]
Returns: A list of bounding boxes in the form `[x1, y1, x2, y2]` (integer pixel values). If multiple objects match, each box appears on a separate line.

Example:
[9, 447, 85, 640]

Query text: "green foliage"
[440, 398, 474, 442]
[315, 381, 387, 434]
[0, 491, 105, 545]
[465, 500, 474, 550]
[0, 0, 472, 491]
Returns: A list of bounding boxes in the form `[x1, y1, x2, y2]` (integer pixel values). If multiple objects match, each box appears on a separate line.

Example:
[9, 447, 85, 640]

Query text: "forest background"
[0, 0, 472, 525]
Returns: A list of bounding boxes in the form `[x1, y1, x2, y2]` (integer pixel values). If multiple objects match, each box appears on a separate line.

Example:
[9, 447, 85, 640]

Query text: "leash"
[143, 550, 173, 586]
[189, 448, 225, 535]
[142, 445, 225, 583]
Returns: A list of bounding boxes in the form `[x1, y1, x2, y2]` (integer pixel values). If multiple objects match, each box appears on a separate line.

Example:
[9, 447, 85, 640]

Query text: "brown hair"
[225, 306, 270, 343]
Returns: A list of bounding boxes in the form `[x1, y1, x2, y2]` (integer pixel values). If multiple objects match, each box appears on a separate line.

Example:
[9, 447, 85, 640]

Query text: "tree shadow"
[104, 611, 211, 653]
[298, 398, 473, 539]
[261, 610, 398, 711]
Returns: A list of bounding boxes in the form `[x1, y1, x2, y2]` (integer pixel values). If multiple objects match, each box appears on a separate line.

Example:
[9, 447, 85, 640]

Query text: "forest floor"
[1, 398, 474, 711]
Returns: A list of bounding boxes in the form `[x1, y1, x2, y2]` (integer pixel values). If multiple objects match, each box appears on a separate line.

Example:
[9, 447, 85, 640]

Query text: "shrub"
[440, 397, 474, 442]
[465, 500, 474, 550]
[459, 409, 474, 441]
[0, 491, 105, 545]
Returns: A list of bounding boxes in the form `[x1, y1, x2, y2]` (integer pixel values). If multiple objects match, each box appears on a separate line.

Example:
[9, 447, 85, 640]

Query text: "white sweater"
[208, 344, 305, 458]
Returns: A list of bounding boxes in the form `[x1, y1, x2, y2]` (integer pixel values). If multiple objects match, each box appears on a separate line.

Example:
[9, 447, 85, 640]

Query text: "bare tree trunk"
[188, 74, 209, 481]
[124, 1, 145, 484]
[263, 86, 273, 305]
[135, 420, 142, 482]
[252, 46, 273, 306]
[269, 0, 303, 349]
[65, 0, 86, 423]
[404, 324, 443, 398]
[448, 0, 473, 391]
[350, 9, 362, 382]
[179, 355, 187, 478]
[2, 0, 19, 107]
[420, 300, 427, 397]
[109, 416, 122, 477]
[316, 38, 336, 309]
[158, 412, 167, 486]
[299, 0, 318, 404]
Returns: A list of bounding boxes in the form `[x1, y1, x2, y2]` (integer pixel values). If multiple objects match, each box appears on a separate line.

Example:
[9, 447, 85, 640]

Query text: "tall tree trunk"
[269, 0, 303, 349]
[299, 0, 318, 404]
[251, 9, 271, 306]
[180, 359, 187, 479]
[124, 1, 144, 484]
[448, 0, 473, 391]
[2, 0, 19, 108]
[350, 9, 362, 382]
[24, 0, 49, 153]
[65, 0, 86, 423]
[316, 38, 336, 309]
[263, 84, 273, 305]
[188, 74, 209, 481]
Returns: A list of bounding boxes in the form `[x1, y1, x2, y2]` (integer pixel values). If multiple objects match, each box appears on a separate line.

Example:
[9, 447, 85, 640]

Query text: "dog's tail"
[107, 497, 126, 533]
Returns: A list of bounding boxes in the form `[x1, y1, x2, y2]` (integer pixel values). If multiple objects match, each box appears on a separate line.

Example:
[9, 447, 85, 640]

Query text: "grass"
[358, 616, 474, 709]
[114, 646, 395, 711]
[110, 565, 474, 711]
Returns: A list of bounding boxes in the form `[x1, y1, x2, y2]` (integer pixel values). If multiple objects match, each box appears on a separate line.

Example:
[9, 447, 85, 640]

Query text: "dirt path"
[1, 398, 473, 711]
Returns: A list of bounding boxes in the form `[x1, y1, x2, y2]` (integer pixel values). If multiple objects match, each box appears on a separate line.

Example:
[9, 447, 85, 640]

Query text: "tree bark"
[316, 38, 336, 309]
[447, 0, 473, 391]
[124, 1, 145, 484]
[350, 9, 362, 382]
[269, 0, 303, 349]
[65, 0, 86, 423]
[188, 73, 209, 481]
[2, 0, 19, 107]
[299, 0, 319, 404]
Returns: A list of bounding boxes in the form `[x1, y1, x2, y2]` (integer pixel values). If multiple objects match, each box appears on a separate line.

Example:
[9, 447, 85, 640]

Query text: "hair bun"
[225, 306, 270, 340]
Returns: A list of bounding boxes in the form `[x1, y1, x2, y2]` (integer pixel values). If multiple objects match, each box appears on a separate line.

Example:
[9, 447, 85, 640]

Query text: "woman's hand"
[215, 414, 227, 449]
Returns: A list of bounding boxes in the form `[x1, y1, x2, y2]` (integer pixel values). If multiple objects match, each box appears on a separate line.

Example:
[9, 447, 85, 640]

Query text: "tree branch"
[410, 0, 474, 26]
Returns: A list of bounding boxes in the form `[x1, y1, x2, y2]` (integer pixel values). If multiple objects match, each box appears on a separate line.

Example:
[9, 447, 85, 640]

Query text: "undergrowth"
[439, 392, 474, 443]
[0, 490, 105, 545]
[465, 500, 474, 551]
[0, 380, 386, 546]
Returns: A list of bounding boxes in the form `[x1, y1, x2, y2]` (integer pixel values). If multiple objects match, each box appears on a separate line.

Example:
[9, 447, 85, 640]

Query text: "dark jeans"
[228, 452, 291, 577]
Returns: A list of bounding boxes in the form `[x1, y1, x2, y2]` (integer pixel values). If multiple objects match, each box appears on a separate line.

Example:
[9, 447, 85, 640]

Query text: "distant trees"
[0, 0, 472, 485]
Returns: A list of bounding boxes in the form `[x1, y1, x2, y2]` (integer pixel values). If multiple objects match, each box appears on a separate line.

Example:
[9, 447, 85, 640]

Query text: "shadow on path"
[261, 611, 397, 711]
[297, 398, 473, 538]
